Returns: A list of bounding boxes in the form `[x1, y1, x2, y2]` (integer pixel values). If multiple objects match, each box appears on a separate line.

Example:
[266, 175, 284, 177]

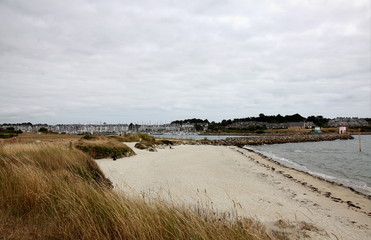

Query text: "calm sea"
[245, 135, 371, 195]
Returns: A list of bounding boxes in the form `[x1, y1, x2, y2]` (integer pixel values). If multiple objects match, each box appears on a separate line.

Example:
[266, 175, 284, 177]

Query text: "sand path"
[97, 143, 371, 240]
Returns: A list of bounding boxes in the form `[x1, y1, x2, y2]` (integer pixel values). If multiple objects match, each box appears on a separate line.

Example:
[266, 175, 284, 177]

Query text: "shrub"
[81, 135, 96, 140]
[134, 142, 146, 150]
[137, 133, 155, 141]
[156, 139, 174, 145]
[113, 133, 155, 142]
[38, 127, 48, 133]
[0, 128, 22, 139]
[74, 139, 135, 159]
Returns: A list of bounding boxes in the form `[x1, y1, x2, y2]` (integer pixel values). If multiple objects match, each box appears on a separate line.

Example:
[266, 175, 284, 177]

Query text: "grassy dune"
[74, 137, 135, 159]
[0, 141, 276, 240]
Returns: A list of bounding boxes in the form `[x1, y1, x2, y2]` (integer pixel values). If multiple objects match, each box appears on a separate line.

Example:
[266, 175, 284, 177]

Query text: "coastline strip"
[97, 143, 371, 240]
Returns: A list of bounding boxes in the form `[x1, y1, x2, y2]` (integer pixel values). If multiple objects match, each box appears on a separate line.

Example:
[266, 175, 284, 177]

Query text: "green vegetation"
[173, 114, 334, 133]
[113, 132, 155, 142]
[0, 127, 22, 139]
[38, 127, 49, 133]
[159, 139, 174, 145]
[231, 113, 306, 124]
[134, 142, 147, 150]
[194, 123, 204, 131]
[113, 133, 174, 151]
[349, 126, 371, 132]
[171, 118, 209, 125]
[81, 134, 96, 140]
[306, 115, 329, 127]
[0, 141, 275, 240]
[74, 137, 135, 159]
[207, 125, 267, 134]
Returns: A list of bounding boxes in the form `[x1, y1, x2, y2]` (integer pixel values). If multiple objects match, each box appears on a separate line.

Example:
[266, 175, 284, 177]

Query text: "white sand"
[97, 143, 371, 240]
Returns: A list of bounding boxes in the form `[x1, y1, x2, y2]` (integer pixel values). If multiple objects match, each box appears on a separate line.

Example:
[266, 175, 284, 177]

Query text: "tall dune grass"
[0, 142, 274, 240]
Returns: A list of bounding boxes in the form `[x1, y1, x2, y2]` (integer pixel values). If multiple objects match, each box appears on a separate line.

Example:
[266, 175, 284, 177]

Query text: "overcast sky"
[0, 0, 370, 124]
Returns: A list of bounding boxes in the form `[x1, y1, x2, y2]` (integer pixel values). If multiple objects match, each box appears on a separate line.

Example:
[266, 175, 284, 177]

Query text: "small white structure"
[339, 125, 347, 134]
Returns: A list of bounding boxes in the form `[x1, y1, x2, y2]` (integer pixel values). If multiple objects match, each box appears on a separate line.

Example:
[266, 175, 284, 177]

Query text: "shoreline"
[240, 146, 371, 206]
[242, 147, 371, 199]
[97, 143, 371, 240]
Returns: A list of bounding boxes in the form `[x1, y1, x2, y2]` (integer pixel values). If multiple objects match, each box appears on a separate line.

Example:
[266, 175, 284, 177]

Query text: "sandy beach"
[97, 143, 371, 240]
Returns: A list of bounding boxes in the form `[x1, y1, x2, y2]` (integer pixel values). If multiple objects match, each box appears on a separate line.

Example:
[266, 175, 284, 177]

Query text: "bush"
[137, 133, 155, 141]
[0, 133, 17, 139]
[0, 128, 21, 139]
[113, 133, 155, 142]
[74, 139, 135, 159]
[134, 142, 146, 150]
[38, 127, 48, 133]
[81, 135, 96, 140]
[156, 139, 173, 145]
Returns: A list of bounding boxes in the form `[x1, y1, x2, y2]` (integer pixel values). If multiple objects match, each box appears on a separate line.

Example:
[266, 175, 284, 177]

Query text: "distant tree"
[194, 124, 204, 132]
[171, 118, 208, 125]
[275, 114, 284, 123]
[38, 127, 48, 133]
[307, 115, 329, 127]
[292, 113, 305, 122]
[221, 119, 232, 127]
[207, 121, 221, 131]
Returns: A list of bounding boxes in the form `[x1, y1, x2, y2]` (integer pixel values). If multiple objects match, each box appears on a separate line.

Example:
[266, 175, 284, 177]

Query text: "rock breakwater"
[209, 134, 354, 147]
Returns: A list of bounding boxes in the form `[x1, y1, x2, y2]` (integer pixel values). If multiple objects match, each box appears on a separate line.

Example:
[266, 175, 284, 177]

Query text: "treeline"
[1, 122, 36, 126]
[233, 113, 305, 124]
[171, 118, 210, 125]
[206, 114, 329, 132]
[231, 114, 329, 126]
[173, 114, 329, 129]
[221, 113, 328, 125]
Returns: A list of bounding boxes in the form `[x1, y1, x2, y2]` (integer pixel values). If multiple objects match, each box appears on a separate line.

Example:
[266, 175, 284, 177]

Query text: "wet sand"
[97, 143, 371, 240]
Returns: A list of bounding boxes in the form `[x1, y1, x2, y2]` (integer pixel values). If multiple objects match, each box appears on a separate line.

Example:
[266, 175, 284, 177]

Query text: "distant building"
[304, 121, 315, 129]
[226, 121, 312, 130]
[328, 118, 368, 127]
[339, 125, 347, 134]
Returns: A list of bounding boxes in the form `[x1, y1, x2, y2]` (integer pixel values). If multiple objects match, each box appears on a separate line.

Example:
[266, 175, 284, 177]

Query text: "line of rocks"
[208, 134, 354, 147]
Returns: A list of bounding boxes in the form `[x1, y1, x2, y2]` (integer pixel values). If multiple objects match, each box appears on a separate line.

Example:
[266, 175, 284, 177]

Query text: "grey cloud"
[0, 0, 369, 123]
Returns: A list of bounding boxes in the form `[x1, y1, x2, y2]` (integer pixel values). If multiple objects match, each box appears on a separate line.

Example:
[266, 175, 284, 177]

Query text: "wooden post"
[358, 128, 362, 152]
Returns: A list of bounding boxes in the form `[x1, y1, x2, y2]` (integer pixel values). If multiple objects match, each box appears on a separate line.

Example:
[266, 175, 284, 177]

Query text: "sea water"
[245, 135, 371, 195]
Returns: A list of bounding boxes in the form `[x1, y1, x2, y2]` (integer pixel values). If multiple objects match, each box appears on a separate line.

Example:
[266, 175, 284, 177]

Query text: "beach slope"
[97, 143, 370, 240]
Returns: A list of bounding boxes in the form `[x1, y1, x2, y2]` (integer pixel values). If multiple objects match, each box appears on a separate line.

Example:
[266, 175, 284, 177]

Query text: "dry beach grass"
[0, 139, 277, 240]
[2, 133, 370, 239]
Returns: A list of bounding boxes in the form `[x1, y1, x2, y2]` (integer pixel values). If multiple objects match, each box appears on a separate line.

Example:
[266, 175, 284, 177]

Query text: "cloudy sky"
[0, 0, 370, 124]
